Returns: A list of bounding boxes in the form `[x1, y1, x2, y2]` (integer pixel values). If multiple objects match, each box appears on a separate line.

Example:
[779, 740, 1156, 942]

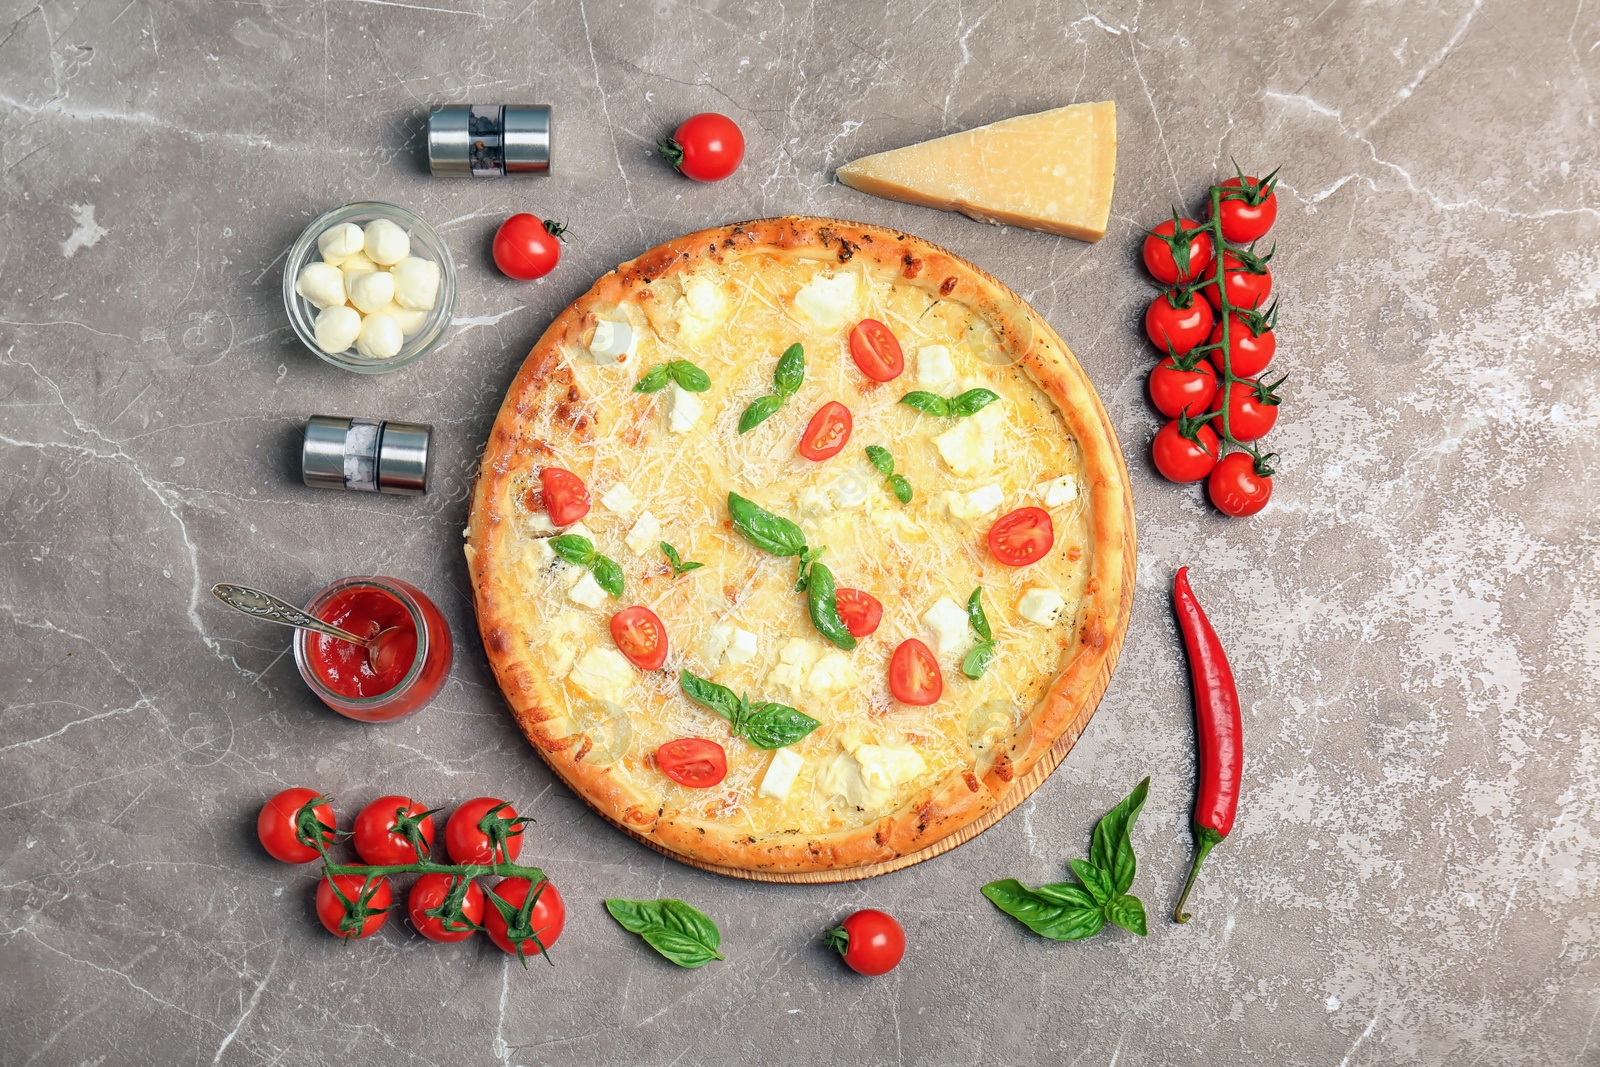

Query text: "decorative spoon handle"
[210, 583, 367, 646]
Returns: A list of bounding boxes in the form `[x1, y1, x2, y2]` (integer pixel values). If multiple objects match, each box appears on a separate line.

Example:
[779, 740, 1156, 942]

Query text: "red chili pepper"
[1172, 566, 1243, 923]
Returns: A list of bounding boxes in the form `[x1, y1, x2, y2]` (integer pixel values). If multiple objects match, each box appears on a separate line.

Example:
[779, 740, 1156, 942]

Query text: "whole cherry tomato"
[353, 795, 437, 866]
[611, 606, 668, 671]
[835, 587, 883, 637]
[1152, 417, 1221, 483]
[1207, 306, 1277, 379]
[484, 878, 565, 958]
[1141, 215, 1214, 285]
[1145, 292, 1215, 356]
[826, 909, 905, 976]
[444, 797, 528, 865]
[1208, 452, 1274, 517]
[493, 214, 565, 281]
[848, 319, 905, 382]
[988, 507, 1055, 567]
[408, 873, 485, 943]
[658, 113, 745, 182]
[316, 874, 393, 941]
[257, 787, 335, 864]
[798, 401, 853, 461]
[1148, 354, 1218, 418]
[655, 738, 728, 788]
[539, 467, 591, 527]
[1215, 174, 1278, 243]
[1211, 377, 1283, 442]
[889, 638, 943, 706]
[1201, 248, 1273, 312]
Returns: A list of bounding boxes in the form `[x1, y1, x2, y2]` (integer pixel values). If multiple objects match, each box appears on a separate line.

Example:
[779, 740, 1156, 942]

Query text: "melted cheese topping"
[495, 253, 1091, 837]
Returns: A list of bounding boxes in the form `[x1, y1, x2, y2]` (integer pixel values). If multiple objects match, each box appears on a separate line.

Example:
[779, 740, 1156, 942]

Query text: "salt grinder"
[427, 105, 552, 177]
[302, 415, 431, 495]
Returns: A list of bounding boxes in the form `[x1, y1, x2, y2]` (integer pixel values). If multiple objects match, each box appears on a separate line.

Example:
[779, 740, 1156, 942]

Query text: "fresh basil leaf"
[1104, 893, 1148, 937]
[898, 391, 951, 417]
[1070, 858, 1115, 906]
[679, 670, 742, 722]
[738, 394, 785, 434]
[1033, 882, 1099, 910]
[604, 898, 724, 968]
[889, 474, 913, 504]
[773, 342, 805, 397]
[668, 360, 711, 393]
[549, 534, 595, 566]
[961, 641, 995, 680]
[804, 561, 857, 651]
[864, 444, 894, 477]
[676, 560, 703, 575]
[740, 702, 821, 749]
[634, 364, 671, 393]
[950, 388, 1001, 417]
[727, 492, 807, 557]
[981, 880, 1106, 941]
[966, 587, 991, 641]
[591, 554, 624, 599]
[660, 542, 683, 568]
[1090, 776, 1150, 896]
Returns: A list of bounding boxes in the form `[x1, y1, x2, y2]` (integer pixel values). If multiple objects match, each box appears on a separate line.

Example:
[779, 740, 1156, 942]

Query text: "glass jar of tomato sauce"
[293, 576, 452, 722]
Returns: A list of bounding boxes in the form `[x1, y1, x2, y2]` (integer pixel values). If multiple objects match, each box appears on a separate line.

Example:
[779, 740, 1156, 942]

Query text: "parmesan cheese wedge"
[835, 101, 1117, 242]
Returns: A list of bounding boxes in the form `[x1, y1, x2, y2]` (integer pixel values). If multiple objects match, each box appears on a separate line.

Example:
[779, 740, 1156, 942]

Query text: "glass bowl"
[282, 202, 457, 374]
[293, 575, 453, 722]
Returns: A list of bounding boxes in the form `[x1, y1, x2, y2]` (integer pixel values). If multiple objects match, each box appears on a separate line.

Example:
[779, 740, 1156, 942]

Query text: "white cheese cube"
[916, 344, 956, 389]
[759, 748, 805, 801]
[791, 272, 858, 331]
[725, 627, 758, 664]
[363, 217, 410, 265]
[524, 511, 558, 536]
[346, 269, 396, 315]
[546, 612, 586, 676]
[675, 274, 727, 345]
[666, 382, 703, 433]
[1039, 475, 1079, 507]
[567, 646, 634, 704]
[933, 419, 996, 478]
[312, 305, 361, 354]
[295, 262, 347, 310]
[379, 302, 428, 338]
[853, 743, 927, 794]
[589, 318, 636, 365]
[567, 571, 608, 608]
[1018, 587, 1067, 626]
[699, 623, 733, 666]
[831, 467, 872, 509]
[600, 482, 639, 516]
[624, 511, 661, 557]
[766, 638, 821, 698]
[354, 313, 404, 359]
[566, 521, 593, 539]
[317, 222, 366, 264]
[390, 256, 440, 311]
[922, 596, 974, 661]
[965, 483, 1005, 518]
[807, 651, 858, 697]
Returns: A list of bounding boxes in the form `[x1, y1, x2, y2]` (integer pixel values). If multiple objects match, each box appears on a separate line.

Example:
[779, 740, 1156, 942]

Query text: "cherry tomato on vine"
[1208, 452, 1274, 517]
[408, 873, 485, 943]
[1207, 306, 1277, 378]
[848, 319, 905, 381]
[835, 588, 883, 638]
[1211, 377, 1283, 442]
[316, 874, 393, 940]
[988, 506, 1055, 567]
[798, 401, 853, 461]
[826, 909, 905, 976]
[1148, 355, 1218, 418]
[353, 795, 436, 866]
[493, 214, 565, 281]
[658, 113, 745, 182]
[1141, 215, 1214, 285]
[610, 606, 668, 671]
[889, 639, 942, 706]
[1145, 292, 1214, 355]
[484, 878, 566, 956]
[445, 797, 528, 865]
[656, 738, 728, 788]
[539, 467, 591, 527]
[1214, 174, 1279, 243]
[1202, 248, 1273, 312]
[257, 787, 335, 864]
[1152, 418, 1220, 483]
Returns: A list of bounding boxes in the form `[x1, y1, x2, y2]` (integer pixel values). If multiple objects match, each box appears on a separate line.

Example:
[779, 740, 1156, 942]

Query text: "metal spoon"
[210, 583, 409, 675]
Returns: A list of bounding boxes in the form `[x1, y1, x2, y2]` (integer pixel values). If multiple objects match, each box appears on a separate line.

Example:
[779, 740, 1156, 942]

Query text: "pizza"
[465, 217, 1133, 878]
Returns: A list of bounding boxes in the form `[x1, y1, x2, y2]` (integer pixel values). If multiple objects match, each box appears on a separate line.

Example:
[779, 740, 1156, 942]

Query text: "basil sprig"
[899, 387, 1000, 418]
[727, 492, 807, 556]
[679, 670, 820, 749]
[548, 534, 625, 598]
[738, 342, 804, 433]
[659, 541, 703, 577]
[635, 359, 711, 394]
[605, 898, 724, 969]
[804, 561, 856, 651]
[864, 445, 913, 504]
[982, 777, 1150, 940]
[961, 587, 997, 679]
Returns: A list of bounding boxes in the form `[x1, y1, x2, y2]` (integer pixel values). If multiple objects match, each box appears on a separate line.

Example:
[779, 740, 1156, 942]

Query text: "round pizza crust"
[465, 216, 1135, 880]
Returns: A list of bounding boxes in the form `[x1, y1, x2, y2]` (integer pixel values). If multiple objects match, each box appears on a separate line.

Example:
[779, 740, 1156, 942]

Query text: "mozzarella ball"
[355, 312, 405, 359]
[294, 261, 346, 310]
[338, 250, 378, 276]
[346, 269, 396, 315]
[316, 222, 365, 265]
[379, 301, 428, 338]
[389, 256, 440, 311]
[312, 305, 362, 354]
[363, 218, 410, 265]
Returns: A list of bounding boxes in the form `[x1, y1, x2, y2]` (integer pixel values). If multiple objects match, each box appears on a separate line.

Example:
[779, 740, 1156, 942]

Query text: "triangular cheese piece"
[836, 101, 1116, 242]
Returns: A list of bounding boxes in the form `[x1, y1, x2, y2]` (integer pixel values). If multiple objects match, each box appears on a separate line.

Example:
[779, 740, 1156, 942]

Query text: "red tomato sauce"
[306, 588, 418, 699]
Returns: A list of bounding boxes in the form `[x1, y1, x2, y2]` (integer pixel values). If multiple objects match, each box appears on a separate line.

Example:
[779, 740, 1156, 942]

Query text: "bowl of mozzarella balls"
[282, 202, 457, 373]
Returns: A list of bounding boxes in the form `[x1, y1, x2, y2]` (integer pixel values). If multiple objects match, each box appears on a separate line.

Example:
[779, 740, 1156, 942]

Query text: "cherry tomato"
[484, 878, 565, 958]
[257, 787, 335, 864]
[444, 797, 526, 865]
[353, 795, 436, 866]
[1215, 175, 1278, 243]
[316, 874, 393, 941]
[1152, 418, 1220, 483]
[1201, 249, 1273, 312]
[835, 587, 883, 638]
[889, 639, 943, 705]
[1211, 378, 1281, 442]
[1207, 309, 1277, 379]
[1208, 452, 1274, 517]
[539, 467, 591, 527]
[655, 738, 728, 788]
[1141, 216, 1213, 285]
[988, 506, 1055, 567]
[492, 214, 565, 281]
[848, 319, 905, 382]
[1148, 355, 1218, 418]
[827, 909, 905, 976]
[610, 606, 668, 671]
[408, 873, 485, 943]
[1145, 292, 1215, 355]
[798, 401, 853, 461]
[658, 113, 745, 182]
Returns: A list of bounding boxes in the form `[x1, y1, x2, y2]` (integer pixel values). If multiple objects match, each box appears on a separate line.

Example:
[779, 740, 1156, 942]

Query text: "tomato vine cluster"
[1141, 166, 1283, 517]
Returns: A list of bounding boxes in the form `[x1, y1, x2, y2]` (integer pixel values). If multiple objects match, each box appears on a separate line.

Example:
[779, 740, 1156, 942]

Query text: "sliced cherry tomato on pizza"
[444, 796, 527, 864]
[408, 872, 485, 943]
[316, 874, 393, 941]
[656, 738, 728, 788]
[1201, 247, 1273, 312]
[889, 638, 943, 705]
[1141, 215, 1213, 285]
[1208, 451, 1274, 517]
[826, 909, 906, 976]
[610, 606, 668, 670]
[353, 794, 436, 866]
[848, 319, 905, 382]
[539, 467, 591, 526]
[1215, 174, 1278, 243]
[834, 587, 883, 638]
[257, 787, 336, 864]
[1152, 418, 1221, 483]
[798, 401, 853, 461]
[987, 507, 1055, 567]
[1145, 290, 1214, 354]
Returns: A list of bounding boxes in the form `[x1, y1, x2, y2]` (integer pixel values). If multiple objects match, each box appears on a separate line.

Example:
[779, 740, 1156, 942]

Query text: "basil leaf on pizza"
[864, 444, 895, 476]
[898, 387, 1000, 419]
[804, 561, 857, 651]
[680, 670, 743, 721]
[605, 898, 724, 968]
[773, 342, 805, 397]
[633, 364, 672, 393]
[590, 554, 625, 599]
[738, 394, 785, 433]
[667, 359, 712, 393]
[739, 702, 820, 749]
[728, 492, 807, 557]
[950, 387, 1001, 417]
[898, 391, 951, 417]
[549, 534, 595, 566]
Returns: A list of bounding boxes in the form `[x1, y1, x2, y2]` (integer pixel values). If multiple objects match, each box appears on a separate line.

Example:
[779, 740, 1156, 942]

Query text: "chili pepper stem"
[1174, 826, 1223, 924]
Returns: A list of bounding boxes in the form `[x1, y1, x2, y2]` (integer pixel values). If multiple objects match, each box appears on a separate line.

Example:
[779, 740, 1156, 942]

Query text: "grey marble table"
[3, 1, 1597, 1064]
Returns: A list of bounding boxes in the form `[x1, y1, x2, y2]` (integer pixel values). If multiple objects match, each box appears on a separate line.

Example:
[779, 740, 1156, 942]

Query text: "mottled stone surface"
[2, 0, 1597, 1064]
